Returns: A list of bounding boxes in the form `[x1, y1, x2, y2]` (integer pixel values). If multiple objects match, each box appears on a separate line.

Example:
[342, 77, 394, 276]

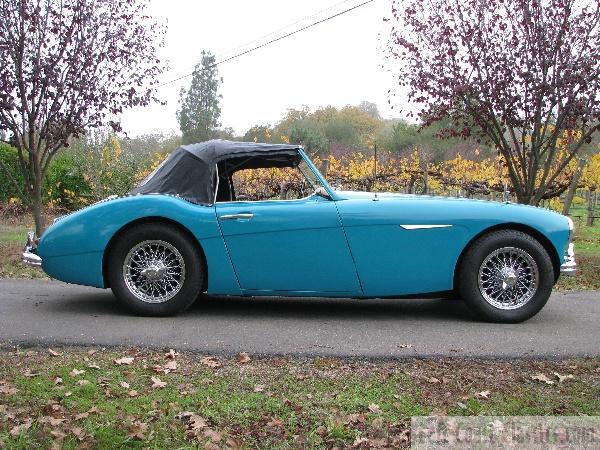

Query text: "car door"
[215, 195, 361, 294]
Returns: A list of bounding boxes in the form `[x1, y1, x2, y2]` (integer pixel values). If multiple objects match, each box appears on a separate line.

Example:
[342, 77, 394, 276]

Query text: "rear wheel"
[107, 223, 204, 316]
[457, 230, 554, 323]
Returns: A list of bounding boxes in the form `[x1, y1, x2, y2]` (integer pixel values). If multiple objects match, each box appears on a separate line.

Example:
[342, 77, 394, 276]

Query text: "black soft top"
[130, 140, 302, 204]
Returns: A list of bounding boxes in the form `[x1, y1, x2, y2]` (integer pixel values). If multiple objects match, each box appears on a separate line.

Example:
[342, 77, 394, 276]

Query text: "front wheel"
[107, 223, 204, 316]
[457, 230, 555, 323]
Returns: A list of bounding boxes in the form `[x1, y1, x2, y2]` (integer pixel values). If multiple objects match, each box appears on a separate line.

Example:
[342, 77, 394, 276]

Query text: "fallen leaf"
[254, 384, 265, 393]
[398, 343, 413, 348]
[531, 374, 554, 385]
[164, 360, 178, 372]
[50, 429, 67, 440]
[0, 384, 18, 395]
[128, 421, 147, 440]
[22, 369, 38, 378]
[238, 352, 251, 364]
[77, 380, 91, 386]
[152, 364, 167, 374]
[75, 412, 89, 420]
[9, 419, 32, 437]
[165, 349, 178, 359]
[427, 377, 441, 384]
[87, 363, 100, 370]
[39, 416, 65, 426]
[353, 436, 370, 446]
[266, 417, 284, 427]
[553, 372, 574, 383]
[87, 349, 98, 355]
[225, 437, 243, 449]
[128, 390, 139, 397]
[456, 402, 468, 409]
[69, 369, 85, 377]
[120, 381, 130, 389]
[475, 390, 491, 400]
[204, 429, 222, 443]
[200, 356, 222, 369]
[344, 413, 366, 425]
[151, 376, 166, 388]
[114, 357, 134, 366]
[70, 426, 86, 440]
[48, 348, 62, 357]
[316, 425, 327, 437]
[53, 377, 63, 385]
[368, 403, 381, 413]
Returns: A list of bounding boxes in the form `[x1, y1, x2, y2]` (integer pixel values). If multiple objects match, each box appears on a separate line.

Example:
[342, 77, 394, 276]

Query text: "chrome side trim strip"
[400, 224, 453, 230]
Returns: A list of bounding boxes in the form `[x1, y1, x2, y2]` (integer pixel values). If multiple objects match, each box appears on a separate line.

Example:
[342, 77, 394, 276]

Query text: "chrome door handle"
[219, 213, 254, 220]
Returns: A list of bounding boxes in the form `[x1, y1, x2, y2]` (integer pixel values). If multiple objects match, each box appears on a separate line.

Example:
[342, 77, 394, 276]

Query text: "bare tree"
[0, 0, 165, 233]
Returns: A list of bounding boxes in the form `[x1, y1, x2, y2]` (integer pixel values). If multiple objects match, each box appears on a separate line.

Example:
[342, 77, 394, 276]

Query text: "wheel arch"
[453, 222, 561, 289]
[102, 216, 208, 290]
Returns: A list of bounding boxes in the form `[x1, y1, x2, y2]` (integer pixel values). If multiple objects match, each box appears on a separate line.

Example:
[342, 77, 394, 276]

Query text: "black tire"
[107, 223, 204, 316]
[457, 230, 555, 323]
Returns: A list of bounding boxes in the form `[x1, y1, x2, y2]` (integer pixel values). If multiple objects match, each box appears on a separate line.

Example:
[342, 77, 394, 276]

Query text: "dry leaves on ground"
[114, 357, 134, 365]
[128, 421, 148, 440]
[200, 356, 222, 369]
[150, 376, 167, 389]
[531, 373, 554, 385]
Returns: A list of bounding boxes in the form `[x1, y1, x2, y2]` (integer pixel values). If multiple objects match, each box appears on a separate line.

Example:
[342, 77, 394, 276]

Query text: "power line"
[157, 0, 374, 89]
[212, 0, 357, 61]
[161, 0, 358, 84]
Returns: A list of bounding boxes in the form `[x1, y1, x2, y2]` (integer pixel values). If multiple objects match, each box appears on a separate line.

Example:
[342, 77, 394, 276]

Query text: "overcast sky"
[119, 0, 404, 137]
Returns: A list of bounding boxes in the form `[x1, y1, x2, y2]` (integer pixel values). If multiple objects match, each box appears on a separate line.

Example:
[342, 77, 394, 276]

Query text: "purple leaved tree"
[0, 0, 165, 234]
[389, 0, 599, 204]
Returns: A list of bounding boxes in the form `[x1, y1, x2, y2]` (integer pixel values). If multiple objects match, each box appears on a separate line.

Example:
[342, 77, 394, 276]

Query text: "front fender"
[38, 195, 240, 293]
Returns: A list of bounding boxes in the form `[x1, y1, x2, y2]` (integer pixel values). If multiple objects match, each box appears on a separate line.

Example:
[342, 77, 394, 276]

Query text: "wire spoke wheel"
[122, 240, 186, 304]
[478, 246, 538, 310]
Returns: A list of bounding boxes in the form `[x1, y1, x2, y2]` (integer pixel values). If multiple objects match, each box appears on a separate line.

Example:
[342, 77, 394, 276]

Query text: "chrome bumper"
[22, 231, 42, 267]
[560, 243, 576, 276]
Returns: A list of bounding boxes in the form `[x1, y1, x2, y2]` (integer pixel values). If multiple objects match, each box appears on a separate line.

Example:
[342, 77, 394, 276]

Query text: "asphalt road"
[0, 279, 598, 358]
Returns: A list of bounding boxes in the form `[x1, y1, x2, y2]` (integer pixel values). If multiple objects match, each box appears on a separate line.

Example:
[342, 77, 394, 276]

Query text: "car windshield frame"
[212, 149, 337, 204]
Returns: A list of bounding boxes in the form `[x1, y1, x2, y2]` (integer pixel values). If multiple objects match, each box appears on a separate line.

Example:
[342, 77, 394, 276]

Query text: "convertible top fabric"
[130, 140, 302, 204]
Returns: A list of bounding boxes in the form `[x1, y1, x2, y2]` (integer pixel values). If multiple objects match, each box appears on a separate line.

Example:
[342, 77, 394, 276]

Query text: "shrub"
[44, 152, 91, 210]
[0, 143, 25, 202]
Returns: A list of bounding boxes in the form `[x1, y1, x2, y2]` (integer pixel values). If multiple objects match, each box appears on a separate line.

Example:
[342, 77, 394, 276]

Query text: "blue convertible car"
[23, 140, 576, 322]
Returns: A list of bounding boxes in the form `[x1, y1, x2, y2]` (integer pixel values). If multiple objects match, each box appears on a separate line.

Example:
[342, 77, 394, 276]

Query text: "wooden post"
[373, 142, 377, 187]
[320, 159, 330, 179]
[588, 189, 596, 226]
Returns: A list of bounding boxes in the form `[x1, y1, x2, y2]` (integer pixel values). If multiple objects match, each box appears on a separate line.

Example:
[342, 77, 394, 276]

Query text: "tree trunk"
[562, 158, 587, 216]
[31, 174, 46, 237]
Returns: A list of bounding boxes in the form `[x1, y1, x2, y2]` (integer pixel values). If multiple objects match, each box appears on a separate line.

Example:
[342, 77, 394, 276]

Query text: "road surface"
[0, 279, 598, 358]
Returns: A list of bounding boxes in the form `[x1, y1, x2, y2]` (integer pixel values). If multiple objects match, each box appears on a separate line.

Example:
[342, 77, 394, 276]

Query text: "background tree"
[389, 0, 599, 204]
[0, 0, 165, 234]
[177, 51, 222, 145]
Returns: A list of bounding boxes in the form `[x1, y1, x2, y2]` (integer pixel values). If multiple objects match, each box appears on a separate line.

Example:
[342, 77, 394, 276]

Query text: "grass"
[0, 348, 598, 449]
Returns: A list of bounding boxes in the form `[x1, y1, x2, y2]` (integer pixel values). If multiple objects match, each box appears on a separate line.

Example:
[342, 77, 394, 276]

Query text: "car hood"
[335, 189, 498, 204]
[333, 189, 568, 221]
